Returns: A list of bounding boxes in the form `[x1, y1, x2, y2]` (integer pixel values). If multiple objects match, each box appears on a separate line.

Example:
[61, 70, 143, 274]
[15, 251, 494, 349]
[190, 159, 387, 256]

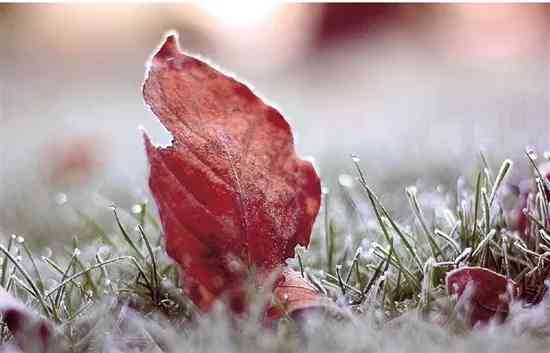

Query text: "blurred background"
[1, 3, 549, 243]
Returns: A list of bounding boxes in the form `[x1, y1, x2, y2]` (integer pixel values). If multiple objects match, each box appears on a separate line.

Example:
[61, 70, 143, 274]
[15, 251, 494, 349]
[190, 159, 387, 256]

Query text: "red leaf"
[0, 288, 53, 353]
[143, 34, 321, 313]
[266, 269, 338, 321]
[512, 163, 550, 239]
[446, 267, 518, 327]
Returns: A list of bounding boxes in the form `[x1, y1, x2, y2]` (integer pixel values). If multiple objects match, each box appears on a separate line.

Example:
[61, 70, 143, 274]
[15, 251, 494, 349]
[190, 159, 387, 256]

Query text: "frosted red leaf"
[446, 267, 518, 327]
[266, 269, 339, 321]
[143, 34, 321, 312]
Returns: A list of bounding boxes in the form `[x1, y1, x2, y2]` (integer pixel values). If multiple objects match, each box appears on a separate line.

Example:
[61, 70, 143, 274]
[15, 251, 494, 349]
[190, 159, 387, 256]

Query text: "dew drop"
[544, 151, 550, 161]
[527, 148, 538, 160]
[321, 186, 330, 195]
[73, 248, 81, 257]
[10, 234, 16, 241]
[406, 185, 417, 196]
[338, 174, 355, 188]
[15, 256, 22, 262]
[350, 154, 361, 163]
[131, 204, 143, 214]
[54, 192, 68, 205]
[42, 248, 53, 258]
[16, 236, 24, 244]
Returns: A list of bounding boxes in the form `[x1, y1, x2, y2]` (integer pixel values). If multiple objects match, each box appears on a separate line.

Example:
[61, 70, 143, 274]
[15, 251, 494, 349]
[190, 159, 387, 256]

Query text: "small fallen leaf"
[143, 33, 321, 313]
[446, 266, 518, 327]
[266, 269, 342, 321]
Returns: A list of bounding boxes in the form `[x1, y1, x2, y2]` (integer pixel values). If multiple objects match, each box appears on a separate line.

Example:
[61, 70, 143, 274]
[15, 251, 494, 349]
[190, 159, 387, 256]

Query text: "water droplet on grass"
[350, 154, 360, 163]
[406, 185, 417, 196]
[54, 192, 68, 205]
[42, 248, 53, 258]
[338, 174, 354, 188]
[131, 204, 143, 214]
[527, 147, 538, 160]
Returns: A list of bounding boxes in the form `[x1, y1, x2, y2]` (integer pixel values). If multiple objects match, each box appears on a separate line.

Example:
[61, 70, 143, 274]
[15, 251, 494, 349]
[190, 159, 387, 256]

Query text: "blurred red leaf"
[143, 34, 321, 313]
[0, 288, 53, 353]
[446, 267, 518, 327]
[45, 134, 107, 187]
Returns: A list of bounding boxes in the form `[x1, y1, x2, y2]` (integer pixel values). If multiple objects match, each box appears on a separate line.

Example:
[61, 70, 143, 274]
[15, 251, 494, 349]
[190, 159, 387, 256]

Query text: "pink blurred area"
[0, 4, 549, 241]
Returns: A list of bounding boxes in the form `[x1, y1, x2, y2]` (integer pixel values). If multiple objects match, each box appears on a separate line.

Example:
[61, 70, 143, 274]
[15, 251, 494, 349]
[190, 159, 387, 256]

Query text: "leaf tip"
[152, 31, 181, 65]
[141, 127, 159, 161]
